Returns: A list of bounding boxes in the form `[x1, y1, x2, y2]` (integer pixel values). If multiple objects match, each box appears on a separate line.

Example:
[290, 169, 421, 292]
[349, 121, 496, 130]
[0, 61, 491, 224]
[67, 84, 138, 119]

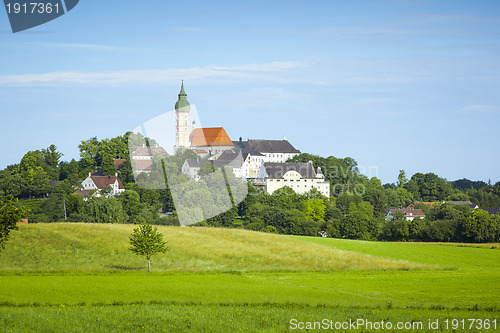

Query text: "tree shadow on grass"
[106, 265, 143, 271]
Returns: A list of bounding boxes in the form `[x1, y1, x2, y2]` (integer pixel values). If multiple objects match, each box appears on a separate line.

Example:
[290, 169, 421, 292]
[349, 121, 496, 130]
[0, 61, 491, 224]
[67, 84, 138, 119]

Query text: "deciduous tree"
[0, 195, 26, 252]
[129, 223, 168, 272]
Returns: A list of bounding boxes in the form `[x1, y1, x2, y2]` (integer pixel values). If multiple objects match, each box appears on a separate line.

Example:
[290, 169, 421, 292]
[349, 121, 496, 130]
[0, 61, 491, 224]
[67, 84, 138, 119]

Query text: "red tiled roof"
[90, 175, 125, 189]
[133, 159, 153, 170]
[189, 127, 233, 147]
[407, 201, 434, 209]
[74, 189, 92, 197]
[114, 159, 126, 170]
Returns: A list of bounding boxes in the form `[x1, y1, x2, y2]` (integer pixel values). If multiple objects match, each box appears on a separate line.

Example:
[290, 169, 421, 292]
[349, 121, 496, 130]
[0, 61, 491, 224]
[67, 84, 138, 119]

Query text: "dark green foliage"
[467, 185, 500, 208]
[244, 204, 320, 236]
[205, 208, 239, 228]
[336, 192, 362, 213]
[288, 153, 362, 197]
[452, 178, 488, 191]
[381, 211, 410, 241]
[87, 197, 127, 224]
[461, 209, 499, 243]
[405, 173, 453, 202]
[1, 135, 499, 243]
[153, 214, 180, 226]
[0, 195, 27, 252]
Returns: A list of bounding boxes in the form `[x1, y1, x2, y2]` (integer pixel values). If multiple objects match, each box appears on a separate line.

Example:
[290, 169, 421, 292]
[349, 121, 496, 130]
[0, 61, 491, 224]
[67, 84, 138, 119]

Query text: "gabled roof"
[114, 159, 126, 170]
[480, 208, 500, 215]
[444, 201, 478, 208]
[74, 189, 92, 197]
[264, 162, 315, 178]
[185, 155, 243, 170]
[238, 139, 300, 154]
[213, 151, 245, 169]
[190, 127, 234, 147]
[133, 159, 153, 171]
[90, 175, 125, 189]
[132, 146, 167, 157]
[386, 208, 426, 217]
[185, 159, 202, 168]
[218, 146, 263, 161]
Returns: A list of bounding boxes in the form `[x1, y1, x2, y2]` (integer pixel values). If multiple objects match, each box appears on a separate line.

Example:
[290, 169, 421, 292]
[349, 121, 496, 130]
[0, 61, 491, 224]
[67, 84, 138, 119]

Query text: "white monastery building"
[257, 162, 330, 197]
[174, 82, 331, 197]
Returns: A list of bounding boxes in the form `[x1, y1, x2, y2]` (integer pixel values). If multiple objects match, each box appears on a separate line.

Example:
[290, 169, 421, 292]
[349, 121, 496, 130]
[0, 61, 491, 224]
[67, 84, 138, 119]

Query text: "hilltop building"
[256, 162, 330, 197]
[234, 138, 300, 163]
[77, 172, 125, 199]
[131, 145, 167, 173]
[174, 83, 329, 196]
[189, 127, 234, 157]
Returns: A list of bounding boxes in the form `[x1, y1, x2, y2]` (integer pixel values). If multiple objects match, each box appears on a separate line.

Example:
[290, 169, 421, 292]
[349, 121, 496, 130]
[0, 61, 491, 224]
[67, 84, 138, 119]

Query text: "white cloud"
[32, 42, 122, 50]
[167, 26, 208, 33]
[0, 42, 127, 51]
[0, 61, 306, 86]
[457, 105, 500, 115]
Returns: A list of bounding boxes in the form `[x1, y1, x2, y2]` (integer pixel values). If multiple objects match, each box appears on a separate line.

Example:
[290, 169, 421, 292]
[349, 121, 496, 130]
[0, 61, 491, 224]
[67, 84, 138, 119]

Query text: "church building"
[174, 82, 233, 156]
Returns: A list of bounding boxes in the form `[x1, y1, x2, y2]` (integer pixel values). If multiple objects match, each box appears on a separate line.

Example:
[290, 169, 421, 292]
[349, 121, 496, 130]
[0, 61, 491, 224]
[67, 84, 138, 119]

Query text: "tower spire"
[175, 81, 190, 112]
[174, 81, 191, 152]
[179, 80, 186, 97]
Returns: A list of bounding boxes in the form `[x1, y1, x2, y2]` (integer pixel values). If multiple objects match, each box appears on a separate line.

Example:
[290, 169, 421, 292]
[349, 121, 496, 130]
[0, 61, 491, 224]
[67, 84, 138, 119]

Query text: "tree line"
[0, 133, 499, 243]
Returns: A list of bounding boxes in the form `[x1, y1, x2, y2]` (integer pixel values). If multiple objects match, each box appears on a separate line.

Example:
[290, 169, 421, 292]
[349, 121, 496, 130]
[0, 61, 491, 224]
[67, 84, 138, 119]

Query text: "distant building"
[257, 161, 330, 197]
[189, 127, 234, 156]
[444, 201, 479, 209]
[234, 138, 300, 163]
[480, 208, 500, 215]
[114, 158, 126, 170]
[182, 149, 250, 181]
[131, 145, 167, 173]
[79, 172, 125, 198]
[407, 201, 434, 209]
[385, 208, 426, 221]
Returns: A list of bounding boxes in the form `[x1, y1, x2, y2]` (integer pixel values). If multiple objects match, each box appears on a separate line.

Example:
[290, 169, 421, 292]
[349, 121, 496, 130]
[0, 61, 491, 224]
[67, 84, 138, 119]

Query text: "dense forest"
[0, 132, 499, 243]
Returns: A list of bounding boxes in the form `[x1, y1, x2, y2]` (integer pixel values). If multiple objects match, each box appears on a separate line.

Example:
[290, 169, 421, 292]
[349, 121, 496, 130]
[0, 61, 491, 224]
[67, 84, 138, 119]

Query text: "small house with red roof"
[385, 208, 426, 221]
[79, 172, 125, 198]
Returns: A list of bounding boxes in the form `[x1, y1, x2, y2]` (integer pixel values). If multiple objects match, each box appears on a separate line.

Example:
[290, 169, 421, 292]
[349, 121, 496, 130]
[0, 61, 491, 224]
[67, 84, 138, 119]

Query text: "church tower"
[174, 81, 190, 151]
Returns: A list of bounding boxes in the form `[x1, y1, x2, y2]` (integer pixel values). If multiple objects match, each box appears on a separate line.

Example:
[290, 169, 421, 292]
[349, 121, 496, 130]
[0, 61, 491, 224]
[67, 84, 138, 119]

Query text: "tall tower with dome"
[174, 81, 190, 152]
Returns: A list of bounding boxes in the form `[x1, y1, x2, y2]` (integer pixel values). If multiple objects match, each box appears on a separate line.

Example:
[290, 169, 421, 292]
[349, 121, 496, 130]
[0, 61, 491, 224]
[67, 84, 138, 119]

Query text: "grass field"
[0, 223, 498, 332]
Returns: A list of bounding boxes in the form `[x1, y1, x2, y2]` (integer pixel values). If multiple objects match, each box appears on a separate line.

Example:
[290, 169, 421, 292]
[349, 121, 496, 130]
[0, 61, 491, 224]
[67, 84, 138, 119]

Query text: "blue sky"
[1, 0, 499, 184]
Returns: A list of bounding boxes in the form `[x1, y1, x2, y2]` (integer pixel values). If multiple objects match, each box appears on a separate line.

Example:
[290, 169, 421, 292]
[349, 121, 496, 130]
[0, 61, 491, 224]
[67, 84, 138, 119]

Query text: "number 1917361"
[444, 319, 497, 330]
[6, 2, 60, 14]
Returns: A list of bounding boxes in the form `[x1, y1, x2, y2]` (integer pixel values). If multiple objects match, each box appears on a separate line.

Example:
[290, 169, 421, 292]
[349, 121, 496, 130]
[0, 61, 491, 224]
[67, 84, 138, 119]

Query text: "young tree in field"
[129, 223, 167, 272]
[0, 195, 26, 253]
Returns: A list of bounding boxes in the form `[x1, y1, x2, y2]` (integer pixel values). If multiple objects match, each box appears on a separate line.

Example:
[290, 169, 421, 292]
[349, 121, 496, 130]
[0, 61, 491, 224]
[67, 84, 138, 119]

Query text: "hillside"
[0, 223, 429, 273]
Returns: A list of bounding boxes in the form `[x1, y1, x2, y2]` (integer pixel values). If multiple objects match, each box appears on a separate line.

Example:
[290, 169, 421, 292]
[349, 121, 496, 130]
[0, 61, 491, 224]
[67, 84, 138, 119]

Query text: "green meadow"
[0, 223, 498, 332]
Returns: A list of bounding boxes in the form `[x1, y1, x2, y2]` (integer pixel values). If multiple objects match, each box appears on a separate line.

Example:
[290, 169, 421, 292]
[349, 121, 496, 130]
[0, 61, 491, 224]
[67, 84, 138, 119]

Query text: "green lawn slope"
[0, 223, 499, 332]
[0, 223, 428, 273]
